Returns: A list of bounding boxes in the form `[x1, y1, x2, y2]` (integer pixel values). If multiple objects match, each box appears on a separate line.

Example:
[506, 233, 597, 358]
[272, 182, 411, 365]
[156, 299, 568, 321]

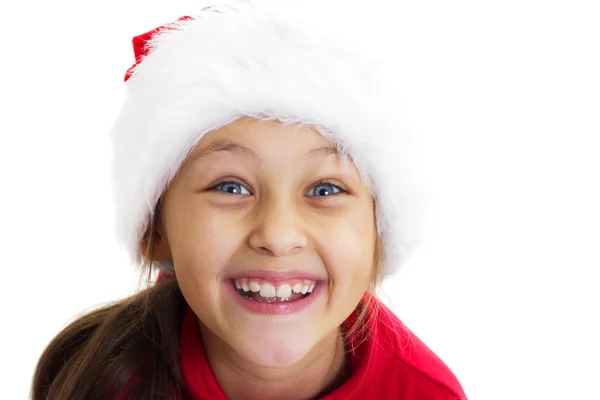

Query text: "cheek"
[167, 199, 246, 279]
[317, 207, 376, 293]
[167, 199, 249, 327]
[314, 216, 375, 331]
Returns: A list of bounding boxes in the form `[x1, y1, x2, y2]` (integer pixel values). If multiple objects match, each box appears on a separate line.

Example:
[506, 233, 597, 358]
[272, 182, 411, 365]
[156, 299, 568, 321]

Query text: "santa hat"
[111, 0, 428, 276]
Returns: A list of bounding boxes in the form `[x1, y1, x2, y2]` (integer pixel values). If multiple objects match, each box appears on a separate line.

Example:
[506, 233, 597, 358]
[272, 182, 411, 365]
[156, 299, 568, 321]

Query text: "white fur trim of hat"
[110, 0, 429, 277]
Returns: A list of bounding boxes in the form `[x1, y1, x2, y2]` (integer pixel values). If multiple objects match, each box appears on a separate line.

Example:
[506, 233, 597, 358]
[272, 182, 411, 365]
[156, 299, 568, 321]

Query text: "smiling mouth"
[231, 279, 317, 303]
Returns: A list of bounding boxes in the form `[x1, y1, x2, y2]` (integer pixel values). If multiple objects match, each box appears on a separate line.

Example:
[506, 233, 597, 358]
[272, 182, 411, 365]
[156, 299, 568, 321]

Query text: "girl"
[33, 1, 467, 399]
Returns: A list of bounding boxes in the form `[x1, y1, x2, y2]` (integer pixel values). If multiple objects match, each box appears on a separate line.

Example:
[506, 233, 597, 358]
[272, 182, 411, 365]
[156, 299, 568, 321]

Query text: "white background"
[1, 0, 599, 399]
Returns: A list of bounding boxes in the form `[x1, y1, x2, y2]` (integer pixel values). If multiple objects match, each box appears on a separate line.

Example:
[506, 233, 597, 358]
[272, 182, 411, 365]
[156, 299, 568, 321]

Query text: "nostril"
[248, 224, 308, 257]
[252, 246, 275, 257]
[255, 244, 304, 257]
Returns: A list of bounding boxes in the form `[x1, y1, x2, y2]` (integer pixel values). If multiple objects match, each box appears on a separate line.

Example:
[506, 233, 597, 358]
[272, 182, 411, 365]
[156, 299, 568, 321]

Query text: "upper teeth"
[235, 279, 317, 298]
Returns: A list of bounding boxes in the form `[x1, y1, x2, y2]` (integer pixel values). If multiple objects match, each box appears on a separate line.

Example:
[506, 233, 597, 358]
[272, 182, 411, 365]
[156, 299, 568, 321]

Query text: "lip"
[227, 269, 324, 282]
[225, 279, 324, 315]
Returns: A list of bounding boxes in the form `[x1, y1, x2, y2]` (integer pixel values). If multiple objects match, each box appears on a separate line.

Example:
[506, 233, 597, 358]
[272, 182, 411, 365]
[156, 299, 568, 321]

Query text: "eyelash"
[308, 180, 348, 197]
[209, 179, 252, 195]
[208, 179, 347, 196]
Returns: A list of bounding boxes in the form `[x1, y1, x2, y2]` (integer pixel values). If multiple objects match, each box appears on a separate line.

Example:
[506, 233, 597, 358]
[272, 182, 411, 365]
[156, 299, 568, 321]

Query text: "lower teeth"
[236, 289, 311, 302]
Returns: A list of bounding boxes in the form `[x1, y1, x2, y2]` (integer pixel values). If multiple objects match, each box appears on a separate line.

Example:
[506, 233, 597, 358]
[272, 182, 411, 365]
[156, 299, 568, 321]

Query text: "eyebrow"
[187, 139, 341, 165]
[187, 139, 260, 163]
[304, 144, 340, 158]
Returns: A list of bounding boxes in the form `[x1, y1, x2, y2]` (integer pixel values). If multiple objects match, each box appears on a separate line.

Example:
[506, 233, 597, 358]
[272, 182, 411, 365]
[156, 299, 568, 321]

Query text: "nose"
[248, 200, 308, 257]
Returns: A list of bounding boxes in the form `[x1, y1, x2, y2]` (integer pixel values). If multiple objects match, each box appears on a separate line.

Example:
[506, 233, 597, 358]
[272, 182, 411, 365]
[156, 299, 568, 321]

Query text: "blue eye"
[307, 182, 343, 197]
[213, 181, 251, 195]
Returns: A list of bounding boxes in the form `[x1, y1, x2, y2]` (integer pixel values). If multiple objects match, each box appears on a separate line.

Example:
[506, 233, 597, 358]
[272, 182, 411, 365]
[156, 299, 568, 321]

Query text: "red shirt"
[180, 297, 467, 399]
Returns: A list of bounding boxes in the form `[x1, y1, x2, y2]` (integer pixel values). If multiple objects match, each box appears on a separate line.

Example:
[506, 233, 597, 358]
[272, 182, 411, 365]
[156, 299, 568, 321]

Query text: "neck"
[199, 323, 351, 400]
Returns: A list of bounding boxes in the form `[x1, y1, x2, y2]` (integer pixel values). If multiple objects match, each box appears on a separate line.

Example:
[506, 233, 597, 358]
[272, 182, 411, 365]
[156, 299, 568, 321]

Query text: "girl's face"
[156, 119, 376, 367]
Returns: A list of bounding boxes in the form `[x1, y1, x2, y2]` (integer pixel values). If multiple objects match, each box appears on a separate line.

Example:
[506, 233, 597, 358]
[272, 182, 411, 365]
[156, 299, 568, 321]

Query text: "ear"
[139, 215, 172, 261]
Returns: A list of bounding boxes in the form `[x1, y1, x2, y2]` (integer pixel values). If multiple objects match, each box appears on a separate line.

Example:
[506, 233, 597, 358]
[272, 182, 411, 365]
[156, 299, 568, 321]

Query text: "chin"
[236, 327, 319, 368]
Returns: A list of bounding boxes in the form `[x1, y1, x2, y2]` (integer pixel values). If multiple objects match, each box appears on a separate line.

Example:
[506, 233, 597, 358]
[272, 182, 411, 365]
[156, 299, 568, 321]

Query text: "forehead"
[190, 118, 338, 159]
[174, 117, 369, 195]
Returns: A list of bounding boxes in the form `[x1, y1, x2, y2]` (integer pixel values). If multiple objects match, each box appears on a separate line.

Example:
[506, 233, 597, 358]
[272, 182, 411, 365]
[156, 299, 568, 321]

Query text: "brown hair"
[32, 209, 383, 400]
